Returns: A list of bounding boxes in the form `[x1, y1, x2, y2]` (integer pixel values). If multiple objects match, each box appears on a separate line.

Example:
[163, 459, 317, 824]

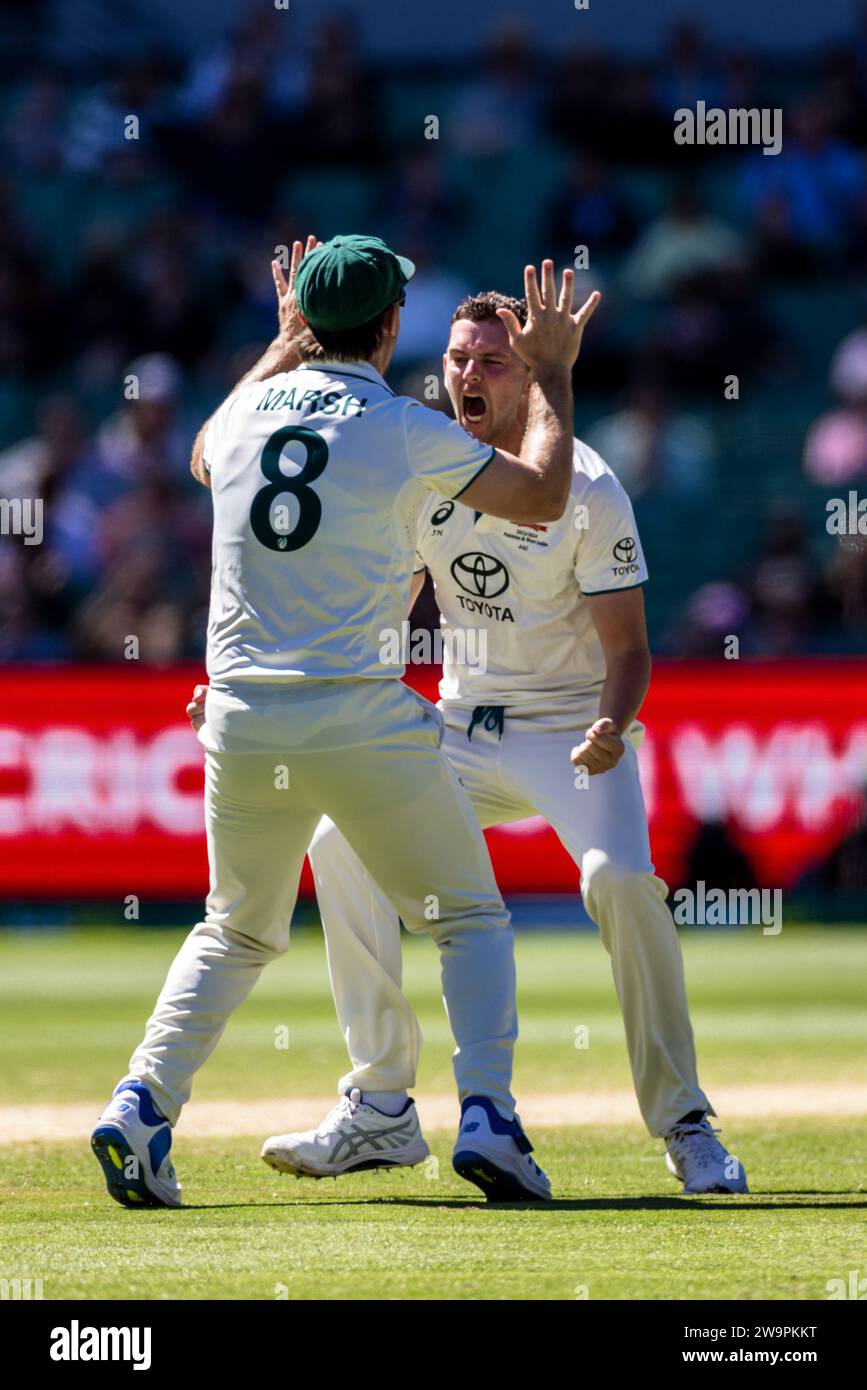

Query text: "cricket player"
[91, 236, 600, 1208]
[233, 289, 748, 1198]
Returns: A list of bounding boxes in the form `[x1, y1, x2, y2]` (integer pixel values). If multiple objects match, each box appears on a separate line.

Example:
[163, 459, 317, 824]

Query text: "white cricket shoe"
[665, 1118, 749, 1194]
[91, 1077, 182, 1208]
[452, 1095, 552, 1202]
[261, 1089, 430, 1178]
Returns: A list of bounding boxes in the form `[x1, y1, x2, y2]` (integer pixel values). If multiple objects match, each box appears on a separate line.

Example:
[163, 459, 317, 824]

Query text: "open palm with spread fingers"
[271, 234, 320, 343]
[496, 260, 600, 372]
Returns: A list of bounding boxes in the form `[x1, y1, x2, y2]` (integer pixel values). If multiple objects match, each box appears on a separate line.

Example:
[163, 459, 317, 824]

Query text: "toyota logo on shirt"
[450, 552, 510, 598]
[611, 535, 640, 577]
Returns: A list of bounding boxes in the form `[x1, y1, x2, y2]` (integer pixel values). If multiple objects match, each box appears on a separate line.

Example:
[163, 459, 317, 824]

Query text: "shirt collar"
[297, 359, 390, 391]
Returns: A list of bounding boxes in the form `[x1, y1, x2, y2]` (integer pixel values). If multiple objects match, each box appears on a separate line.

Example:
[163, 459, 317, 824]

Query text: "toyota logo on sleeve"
[611, 536, 640, 576]
[450, 552, 510, 598]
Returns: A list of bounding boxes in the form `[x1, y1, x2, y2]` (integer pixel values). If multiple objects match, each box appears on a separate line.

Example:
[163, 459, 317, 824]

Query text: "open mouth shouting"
[461, 394, 487, 427]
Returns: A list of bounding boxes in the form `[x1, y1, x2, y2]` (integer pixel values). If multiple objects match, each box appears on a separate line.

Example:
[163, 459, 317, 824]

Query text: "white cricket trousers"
[308, 705, 712, 1138]
[128, 685, 517, 1124]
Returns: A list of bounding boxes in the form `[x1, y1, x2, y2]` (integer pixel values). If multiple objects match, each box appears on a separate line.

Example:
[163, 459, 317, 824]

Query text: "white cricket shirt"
[199, 360, 494, 751]
[415, 439, 648, 720]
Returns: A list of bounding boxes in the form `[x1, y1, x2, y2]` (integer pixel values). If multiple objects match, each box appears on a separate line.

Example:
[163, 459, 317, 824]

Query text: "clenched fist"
[570, 718, 624, 776]
[186, 683, 208, 733]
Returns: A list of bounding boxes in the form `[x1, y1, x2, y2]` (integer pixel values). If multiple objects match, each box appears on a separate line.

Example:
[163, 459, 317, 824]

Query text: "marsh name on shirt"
[256, 385, 367, 417]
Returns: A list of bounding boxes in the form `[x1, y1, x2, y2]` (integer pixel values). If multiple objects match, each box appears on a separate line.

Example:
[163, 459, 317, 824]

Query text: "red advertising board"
[1, 662, 865, 898]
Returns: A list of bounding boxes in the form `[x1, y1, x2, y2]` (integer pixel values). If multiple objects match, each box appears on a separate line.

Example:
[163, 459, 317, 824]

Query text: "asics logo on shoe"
[329, 1117, 418, 1163]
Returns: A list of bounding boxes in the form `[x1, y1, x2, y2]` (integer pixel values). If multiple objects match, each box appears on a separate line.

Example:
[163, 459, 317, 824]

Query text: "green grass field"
[1, 924, 866, 1300]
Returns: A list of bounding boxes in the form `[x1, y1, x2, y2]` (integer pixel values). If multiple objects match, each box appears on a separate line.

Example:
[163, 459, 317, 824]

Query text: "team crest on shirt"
[502, 522, 551, 551]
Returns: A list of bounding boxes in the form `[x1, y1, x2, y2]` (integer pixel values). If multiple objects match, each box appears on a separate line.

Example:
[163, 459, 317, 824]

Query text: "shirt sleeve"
[202, 392, 241, 475]
[574, 470, 649, 594]
[403, 401, 496, 499]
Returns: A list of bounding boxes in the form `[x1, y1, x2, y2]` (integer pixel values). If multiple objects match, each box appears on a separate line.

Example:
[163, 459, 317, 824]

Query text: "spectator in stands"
[71, 546, 190, 664]
[739, 96, 866, 278]
[620, 185, 745, 299]
[824, 537, 867, 640]
[69, 231, 147, 378]
[94, 354, 192, 491]
[293, 15, 382, 166]
[804, 320, 867, 485]
[0, 178, 61, 377]
[177, 5, 309, 122]
[131, 218, 226, 367]
[719, 47, 765, 114]
[656, 21, 723, 116]
[586, 377, 716, 498]
[606, 61, 680, 165]
[378, 146, 466, 257]
[4, 74, 67, 172]
[388, 243, 472, 368]
[547, 44, 616, 158]
[0, 12, 864, 669]
[0, 395, 107, 590]
[739, 504, 831, 656]
[544, 154, 637, 261]
[64, 54, 171, 179]
[664, 581, 751, 658]
[649, 262, 787, 395]
[452, 21, 541, 156]
[157, 75, 281, 223]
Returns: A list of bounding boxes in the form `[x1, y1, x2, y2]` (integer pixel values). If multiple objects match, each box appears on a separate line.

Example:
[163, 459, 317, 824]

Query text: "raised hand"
[496, 261, 600, 373]
[272, 235, 320, 342]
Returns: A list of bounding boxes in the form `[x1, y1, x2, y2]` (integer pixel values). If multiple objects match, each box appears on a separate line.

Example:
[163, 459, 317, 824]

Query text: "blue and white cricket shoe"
[452, 1095, 552, 1202]
[91, 1078, 181, 1209]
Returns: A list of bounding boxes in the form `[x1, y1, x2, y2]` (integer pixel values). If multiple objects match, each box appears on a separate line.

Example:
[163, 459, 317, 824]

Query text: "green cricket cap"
[295, 234, 415, 332]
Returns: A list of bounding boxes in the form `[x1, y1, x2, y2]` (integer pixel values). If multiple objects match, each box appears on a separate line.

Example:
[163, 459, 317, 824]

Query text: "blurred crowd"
[1, 7, 867, 661]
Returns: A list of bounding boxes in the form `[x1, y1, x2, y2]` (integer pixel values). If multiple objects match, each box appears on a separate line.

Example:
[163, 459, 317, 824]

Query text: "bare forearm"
[408, 568, 426, 614]
[235, 335, 302, 388]
[520, 366, 575, 517]
[190, 336, 302, 488]
[597, 647, 651, 732]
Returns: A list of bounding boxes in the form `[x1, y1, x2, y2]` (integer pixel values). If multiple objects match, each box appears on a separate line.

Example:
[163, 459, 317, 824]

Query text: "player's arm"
[458, 264, 599, 524]
[571, 587, 651, 775]
[409, 567, 426, 612]
[190, 236, 319, 488]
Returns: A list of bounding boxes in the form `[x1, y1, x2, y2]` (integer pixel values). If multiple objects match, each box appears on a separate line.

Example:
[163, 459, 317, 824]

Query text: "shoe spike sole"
[452, 1150, 546, 1203]
[91, 1126, 168, 1209]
